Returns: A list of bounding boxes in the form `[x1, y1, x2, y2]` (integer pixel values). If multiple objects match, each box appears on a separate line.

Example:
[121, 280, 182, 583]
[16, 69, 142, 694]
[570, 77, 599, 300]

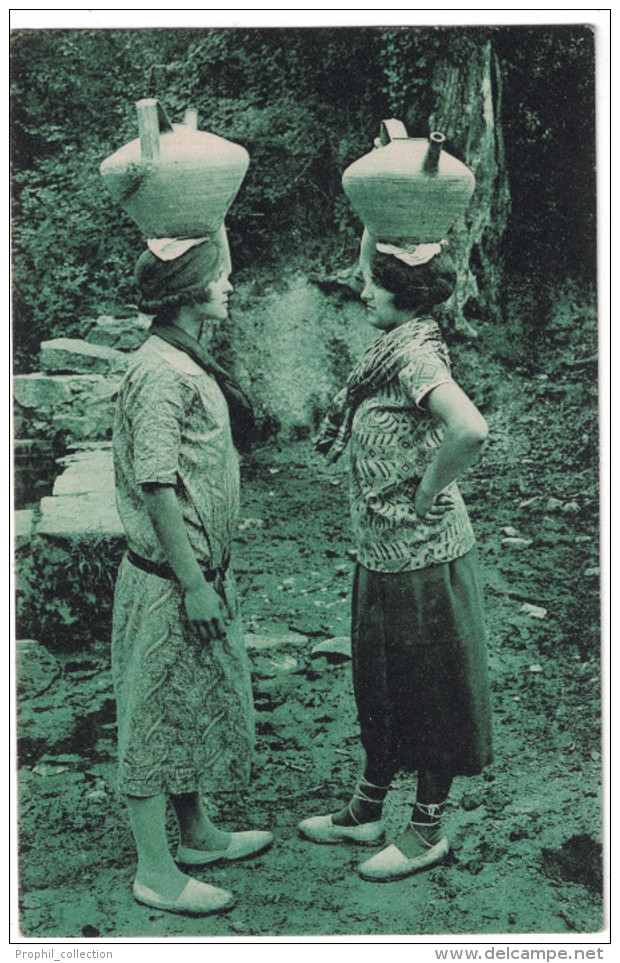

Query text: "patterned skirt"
[111, 557, 255, 797]
[351, 549, 493, 776]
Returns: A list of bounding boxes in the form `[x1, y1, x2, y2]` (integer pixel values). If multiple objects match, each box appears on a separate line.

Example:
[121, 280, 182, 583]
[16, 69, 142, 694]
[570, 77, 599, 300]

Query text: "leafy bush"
[11, 26, 596, 372]
[15, 536, 124, 650]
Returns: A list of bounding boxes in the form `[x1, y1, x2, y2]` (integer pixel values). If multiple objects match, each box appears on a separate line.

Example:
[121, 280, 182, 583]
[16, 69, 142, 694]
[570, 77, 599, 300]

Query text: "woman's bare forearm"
[142, 484, 229, 641]
[142, 485, 206, 591]
[418, 425, 487, 501]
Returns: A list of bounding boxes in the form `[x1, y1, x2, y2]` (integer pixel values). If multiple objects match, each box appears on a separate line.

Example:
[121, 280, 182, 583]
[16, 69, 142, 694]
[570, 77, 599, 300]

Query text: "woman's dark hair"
[370, 249, 456, 314]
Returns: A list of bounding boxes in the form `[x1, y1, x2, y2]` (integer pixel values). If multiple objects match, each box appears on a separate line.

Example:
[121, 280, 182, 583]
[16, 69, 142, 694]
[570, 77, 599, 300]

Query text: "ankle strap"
[414, 800, 447, 818]
[407, 822, 438, 848]
[359, 775, 391, 791]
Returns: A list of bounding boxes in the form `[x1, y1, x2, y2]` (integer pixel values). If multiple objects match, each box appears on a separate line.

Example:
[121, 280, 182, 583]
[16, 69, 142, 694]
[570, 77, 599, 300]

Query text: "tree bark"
[416, 37, 511, 334]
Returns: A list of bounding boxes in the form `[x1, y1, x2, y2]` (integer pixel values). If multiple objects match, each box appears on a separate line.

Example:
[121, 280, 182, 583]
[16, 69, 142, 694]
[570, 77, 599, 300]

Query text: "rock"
[245, 632, 308, 651]
[52, 448, 115, 496]
[40, 338, 128, 376]
[36, 446, 123, 537]
[37, 491, 123, 538]
[254, 655, 301, 678]
[518, 497, 540, 508]
[584, 567, 600, 577]
[545, 497, 564, 511]
[16, 640, 59, 699]
[14, 373, 120, 444]
[529, 664, 543, 673]
[561, 501, 580, 514]
[33, 763, 71, 777]
[502, 537, 533, 549]
[13, 373, 107, 409]
[311, 636, 352, 661]
[520, 603, 547, 619]
[238, 517, 265, 531]
[15, 509, 36, 548]
[85, 314, 151, 351]
[502, 526, 519, 537]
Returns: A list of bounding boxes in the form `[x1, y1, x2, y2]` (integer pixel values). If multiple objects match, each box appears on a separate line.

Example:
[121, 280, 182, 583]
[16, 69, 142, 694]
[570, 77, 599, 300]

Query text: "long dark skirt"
[351, 550, 493, 776]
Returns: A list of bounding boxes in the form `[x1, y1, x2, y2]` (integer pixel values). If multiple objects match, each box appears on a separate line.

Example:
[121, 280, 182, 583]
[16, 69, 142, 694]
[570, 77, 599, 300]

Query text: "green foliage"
[12, 146, 141, 369]
[15, 536, 124, 650]
[11, 26, 596, 371]
[494, 26, 596, 280]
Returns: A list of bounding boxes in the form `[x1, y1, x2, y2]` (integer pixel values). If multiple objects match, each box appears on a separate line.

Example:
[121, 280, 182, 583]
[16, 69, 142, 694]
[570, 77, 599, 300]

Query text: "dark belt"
[126, 548, 230, 584]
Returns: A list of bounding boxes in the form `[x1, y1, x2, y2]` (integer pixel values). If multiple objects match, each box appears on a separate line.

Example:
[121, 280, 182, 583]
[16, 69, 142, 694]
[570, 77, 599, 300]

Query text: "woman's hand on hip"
[184, 582, 229, 643]
[414, 485, 453, 522]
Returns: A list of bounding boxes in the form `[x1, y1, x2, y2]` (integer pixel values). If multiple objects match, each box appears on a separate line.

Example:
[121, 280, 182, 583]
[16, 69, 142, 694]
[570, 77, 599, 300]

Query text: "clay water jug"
[342, 119, 475, 243]
[100, 99, 250, 238]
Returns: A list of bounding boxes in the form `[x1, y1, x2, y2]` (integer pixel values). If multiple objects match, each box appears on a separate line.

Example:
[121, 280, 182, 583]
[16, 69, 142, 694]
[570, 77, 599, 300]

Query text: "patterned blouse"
[350, 323, 476, 573]
[113, 335, 240, 569]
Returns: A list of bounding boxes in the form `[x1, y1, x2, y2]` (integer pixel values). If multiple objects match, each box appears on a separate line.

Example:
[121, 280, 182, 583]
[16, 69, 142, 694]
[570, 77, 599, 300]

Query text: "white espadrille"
[133, 877, 235, 915]
[298, 813, 386, 846]
[176, 829, 274, 866]
[357, 835, 449, 881]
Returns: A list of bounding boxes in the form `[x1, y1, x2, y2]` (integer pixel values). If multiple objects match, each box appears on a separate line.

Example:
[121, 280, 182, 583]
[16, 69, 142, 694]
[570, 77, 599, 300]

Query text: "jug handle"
[136, 99, 174, 162]
[377, 119, 408, 146]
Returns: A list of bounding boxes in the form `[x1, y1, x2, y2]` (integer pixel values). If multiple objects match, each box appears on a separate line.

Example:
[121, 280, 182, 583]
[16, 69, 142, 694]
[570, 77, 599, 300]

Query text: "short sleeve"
[398, 349, 453, 408]
[125, 364, 187, 486]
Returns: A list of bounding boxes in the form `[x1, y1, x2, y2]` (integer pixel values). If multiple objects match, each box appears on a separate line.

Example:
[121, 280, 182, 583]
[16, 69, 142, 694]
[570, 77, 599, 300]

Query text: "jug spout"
[136, 98, 173, 162]
[183, 108, 199, 130]
[423, 132, 446, 174]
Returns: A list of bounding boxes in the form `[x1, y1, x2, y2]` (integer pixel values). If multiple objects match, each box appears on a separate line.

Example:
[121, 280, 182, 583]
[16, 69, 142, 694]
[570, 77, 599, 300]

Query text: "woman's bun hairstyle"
[371, 248, 456, 314]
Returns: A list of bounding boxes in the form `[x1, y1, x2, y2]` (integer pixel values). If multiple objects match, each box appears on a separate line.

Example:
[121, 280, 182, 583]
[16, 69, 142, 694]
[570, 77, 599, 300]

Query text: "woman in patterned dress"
[299, 240, 493, 881]
[111, 234, 272, 916]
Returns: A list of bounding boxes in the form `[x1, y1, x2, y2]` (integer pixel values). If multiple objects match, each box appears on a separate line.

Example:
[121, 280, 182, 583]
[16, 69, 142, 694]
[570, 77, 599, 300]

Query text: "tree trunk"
[419, 37, 510, 334]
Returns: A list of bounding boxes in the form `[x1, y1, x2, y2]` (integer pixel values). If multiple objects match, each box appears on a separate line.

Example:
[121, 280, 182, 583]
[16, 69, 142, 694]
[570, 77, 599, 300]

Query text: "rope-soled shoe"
[298, 812, 386, 846]
[133, 877, 235, 915]
[357, 833, 449, 881]
[176, 829, 274, 866]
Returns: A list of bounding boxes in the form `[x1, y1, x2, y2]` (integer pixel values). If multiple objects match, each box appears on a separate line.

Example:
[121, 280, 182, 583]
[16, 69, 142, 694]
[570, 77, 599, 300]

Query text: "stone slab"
[37, 491, 123, 538]
[85, 314, 151, 351]
[310, 636, 352, 660]
[40, 338, 128, 376]
[14, 509, 36, 548]
[13, 373, 106, 410]
[245, 632, 309, 651]
[53, 448, 115, 496]
[35, 445, 122, 537]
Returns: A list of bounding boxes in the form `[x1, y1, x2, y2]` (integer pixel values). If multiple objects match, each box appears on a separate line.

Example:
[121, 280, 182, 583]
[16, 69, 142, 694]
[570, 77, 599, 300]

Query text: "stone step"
[15, 509, 36, 548]
[14, 372, 108, 409]
[14, 372, 120, 444]
[36, 446, 123, 538]
[40, 338, 128, 376]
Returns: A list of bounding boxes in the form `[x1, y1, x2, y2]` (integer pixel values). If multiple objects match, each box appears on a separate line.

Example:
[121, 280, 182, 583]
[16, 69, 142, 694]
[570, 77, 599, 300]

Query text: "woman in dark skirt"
[299, 239, 493, 882]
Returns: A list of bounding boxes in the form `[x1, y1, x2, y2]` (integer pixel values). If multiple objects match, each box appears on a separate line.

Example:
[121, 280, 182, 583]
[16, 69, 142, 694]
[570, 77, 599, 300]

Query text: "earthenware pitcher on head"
[342, 119, 475, 243]
[100, 99, 250, 238]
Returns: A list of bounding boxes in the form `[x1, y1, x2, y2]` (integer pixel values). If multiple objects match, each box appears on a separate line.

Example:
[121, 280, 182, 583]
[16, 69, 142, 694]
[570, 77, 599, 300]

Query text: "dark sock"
[406, 800, 446, 847]
[331, 775, 390, 827]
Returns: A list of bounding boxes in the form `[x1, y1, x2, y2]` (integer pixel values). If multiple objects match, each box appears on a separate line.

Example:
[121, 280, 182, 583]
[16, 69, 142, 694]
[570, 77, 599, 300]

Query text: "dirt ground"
[16, 354, 603, 939]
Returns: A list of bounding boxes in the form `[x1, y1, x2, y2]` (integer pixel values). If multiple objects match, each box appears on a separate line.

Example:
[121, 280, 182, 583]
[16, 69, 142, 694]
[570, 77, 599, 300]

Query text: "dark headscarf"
[135, 237, 224, 313]
[135, 238, 255, 453]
